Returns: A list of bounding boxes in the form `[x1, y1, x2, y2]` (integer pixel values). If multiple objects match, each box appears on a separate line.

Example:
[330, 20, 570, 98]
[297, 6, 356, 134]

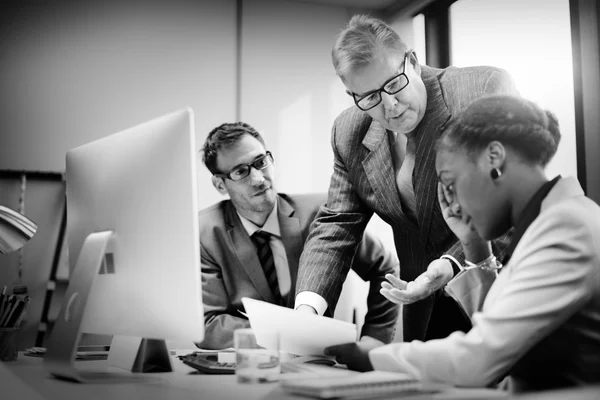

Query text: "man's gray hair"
[332, 14, 407, 81]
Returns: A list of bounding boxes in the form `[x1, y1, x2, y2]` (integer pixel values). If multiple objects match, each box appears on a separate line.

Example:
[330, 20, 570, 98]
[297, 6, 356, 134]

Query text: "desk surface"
[2, 353, 598, 400]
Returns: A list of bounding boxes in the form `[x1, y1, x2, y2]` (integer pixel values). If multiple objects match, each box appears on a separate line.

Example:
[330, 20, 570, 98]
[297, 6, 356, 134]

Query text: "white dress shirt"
[390, 130, 417, 221]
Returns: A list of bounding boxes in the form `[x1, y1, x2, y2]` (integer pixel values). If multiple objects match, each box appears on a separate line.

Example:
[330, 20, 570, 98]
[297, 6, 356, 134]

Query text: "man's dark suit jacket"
[196, 192, 399, 349]
[297, 65, 518, 342]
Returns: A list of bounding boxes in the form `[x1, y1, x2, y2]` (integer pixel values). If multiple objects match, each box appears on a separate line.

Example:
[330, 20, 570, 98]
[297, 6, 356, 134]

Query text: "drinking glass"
[234, 328, 280, 383]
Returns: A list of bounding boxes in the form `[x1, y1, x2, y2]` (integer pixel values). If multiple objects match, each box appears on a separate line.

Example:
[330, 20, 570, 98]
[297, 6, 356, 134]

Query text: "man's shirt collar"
[237, 203, 280, 237]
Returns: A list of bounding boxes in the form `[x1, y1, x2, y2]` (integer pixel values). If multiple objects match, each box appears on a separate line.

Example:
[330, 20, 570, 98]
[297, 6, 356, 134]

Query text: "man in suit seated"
[195, 121, 399, 349]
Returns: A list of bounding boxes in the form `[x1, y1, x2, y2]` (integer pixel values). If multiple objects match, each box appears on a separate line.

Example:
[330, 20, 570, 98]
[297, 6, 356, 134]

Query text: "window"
[450, 0, 576, 179]
[413, 13, 427, 65]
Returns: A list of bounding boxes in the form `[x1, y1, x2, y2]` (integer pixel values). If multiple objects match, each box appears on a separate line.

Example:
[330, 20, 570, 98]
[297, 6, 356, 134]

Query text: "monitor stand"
[43, 231, 172, 383]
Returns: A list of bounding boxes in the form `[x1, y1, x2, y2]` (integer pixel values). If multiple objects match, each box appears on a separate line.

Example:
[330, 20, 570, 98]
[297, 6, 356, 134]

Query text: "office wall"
[240, 0, 354, 195]
[450, 0, 577, 181]
[0, 0, 370, 207]
[0, 0, 237, 211]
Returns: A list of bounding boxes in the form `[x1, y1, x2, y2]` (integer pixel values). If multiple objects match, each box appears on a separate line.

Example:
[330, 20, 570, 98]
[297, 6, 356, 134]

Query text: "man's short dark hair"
[202, 122, 265, 175]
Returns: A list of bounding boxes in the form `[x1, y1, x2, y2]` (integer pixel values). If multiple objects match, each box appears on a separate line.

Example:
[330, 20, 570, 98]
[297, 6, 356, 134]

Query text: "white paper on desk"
[241, 297, 357, 356]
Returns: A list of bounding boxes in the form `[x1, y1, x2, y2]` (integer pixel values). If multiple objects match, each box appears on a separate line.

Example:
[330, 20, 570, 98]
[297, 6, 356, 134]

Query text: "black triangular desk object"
[109, 336, 172, 373]
[43, 231, 171, 383]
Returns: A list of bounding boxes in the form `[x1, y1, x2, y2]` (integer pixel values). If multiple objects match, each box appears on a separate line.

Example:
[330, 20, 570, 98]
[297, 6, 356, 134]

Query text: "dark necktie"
[251, 230, 283, 305]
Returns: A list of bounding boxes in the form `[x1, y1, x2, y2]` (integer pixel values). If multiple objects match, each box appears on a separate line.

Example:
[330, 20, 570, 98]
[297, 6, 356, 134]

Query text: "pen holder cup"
[0, 327, 20, 361]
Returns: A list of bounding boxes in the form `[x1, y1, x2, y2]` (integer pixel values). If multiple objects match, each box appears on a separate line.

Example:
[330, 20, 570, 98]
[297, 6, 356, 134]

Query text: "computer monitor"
[44, 108, 204, 382]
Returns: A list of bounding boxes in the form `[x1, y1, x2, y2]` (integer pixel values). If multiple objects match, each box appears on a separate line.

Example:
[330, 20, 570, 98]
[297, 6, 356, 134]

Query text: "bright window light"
[450, 0, 576, 179]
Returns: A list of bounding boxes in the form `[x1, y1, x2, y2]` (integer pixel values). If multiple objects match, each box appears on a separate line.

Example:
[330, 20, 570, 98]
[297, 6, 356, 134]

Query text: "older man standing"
[295, 14, 518, 342]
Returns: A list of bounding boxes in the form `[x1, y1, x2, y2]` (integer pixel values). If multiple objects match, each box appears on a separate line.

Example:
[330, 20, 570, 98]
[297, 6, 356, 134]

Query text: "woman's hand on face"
[437, 182, 481, 245]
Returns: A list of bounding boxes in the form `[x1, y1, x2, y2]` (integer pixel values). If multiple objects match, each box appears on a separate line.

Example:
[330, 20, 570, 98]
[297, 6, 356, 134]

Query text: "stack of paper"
[23, 346, 109, 360]
[241, 297, 357, 356]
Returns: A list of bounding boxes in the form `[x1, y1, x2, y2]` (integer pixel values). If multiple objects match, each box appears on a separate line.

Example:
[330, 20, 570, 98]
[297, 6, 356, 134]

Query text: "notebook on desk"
[24, 346, 110, 360]
[281, 371, 435, 399]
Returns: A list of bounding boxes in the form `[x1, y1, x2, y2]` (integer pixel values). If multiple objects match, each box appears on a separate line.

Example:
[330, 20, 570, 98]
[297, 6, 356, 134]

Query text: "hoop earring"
[490, 168, 502, 180]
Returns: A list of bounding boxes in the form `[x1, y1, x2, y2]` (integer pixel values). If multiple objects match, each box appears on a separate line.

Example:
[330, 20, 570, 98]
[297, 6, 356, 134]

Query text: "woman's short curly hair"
[437, 94, 561, 168]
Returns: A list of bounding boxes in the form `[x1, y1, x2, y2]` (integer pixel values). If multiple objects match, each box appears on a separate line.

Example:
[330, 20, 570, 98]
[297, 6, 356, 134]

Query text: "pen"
[0, 296, 15, 326]
[0, 286, 6, 317]
[5, 298, 25, 328]
[0, 286, 7, 312]
[13, 296, 30, 328]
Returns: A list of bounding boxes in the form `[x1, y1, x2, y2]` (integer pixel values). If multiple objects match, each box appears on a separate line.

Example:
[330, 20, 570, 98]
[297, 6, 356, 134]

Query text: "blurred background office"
[0, 0, 598, 350]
